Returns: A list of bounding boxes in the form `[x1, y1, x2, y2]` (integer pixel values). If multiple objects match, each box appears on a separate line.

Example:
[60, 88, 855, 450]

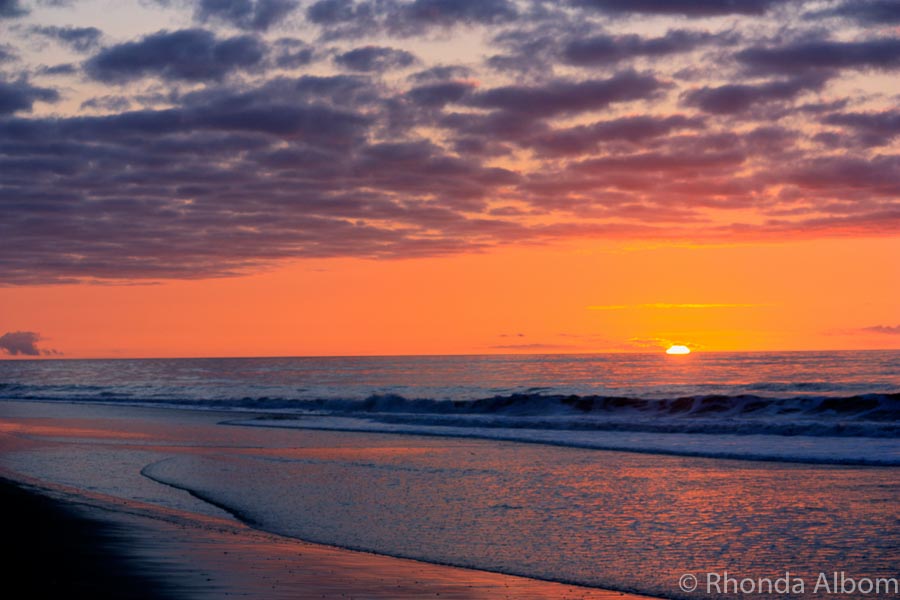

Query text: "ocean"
[1, 351, 898, 598]
[1, 351, 898, 463]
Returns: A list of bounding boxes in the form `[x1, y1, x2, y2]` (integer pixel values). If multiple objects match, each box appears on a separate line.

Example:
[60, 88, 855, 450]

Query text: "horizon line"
[2, 348, 899, 362]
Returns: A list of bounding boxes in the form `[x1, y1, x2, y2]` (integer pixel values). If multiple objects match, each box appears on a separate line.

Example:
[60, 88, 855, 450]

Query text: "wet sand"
[1, 476, 657, 600]
[0, 477, 173, 600]
[0, 402, 658, 600]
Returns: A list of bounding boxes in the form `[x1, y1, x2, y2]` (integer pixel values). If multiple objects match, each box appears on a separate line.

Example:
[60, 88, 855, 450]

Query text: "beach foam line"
[0, 416, 661, 600]
[0, 465, 662, 600]
[225, 415, 900, 466]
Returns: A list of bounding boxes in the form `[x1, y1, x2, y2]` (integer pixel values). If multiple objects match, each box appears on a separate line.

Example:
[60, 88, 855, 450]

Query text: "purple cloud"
[195, 0, 298, 31]
[30, 25, 103, 53]
[0, 0, 27, 18]
[737, 38, 900, 76]
[572, 0, 787, 17]
[861, 325, 900, 335]
[0, 78, 59, 115]
[1, 0, 898, 286]
[0, 331, 50, 356]
[563, 30, 715, 66]
[85, 29, 266, 83]
[335, 46, 417, 72]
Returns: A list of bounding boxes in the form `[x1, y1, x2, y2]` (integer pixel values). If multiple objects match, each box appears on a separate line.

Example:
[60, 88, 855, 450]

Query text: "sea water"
[1, 351, 898, 598]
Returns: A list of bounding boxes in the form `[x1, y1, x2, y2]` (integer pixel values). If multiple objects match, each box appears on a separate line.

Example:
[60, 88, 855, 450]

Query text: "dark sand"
[1, 475, 658, 600]
[0, 403, 660, 600]
[1, 477, 174, 600]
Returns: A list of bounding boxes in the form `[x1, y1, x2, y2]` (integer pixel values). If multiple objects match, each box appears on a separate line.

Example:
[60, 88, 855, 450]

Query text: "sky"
[0, 0, 898, 358]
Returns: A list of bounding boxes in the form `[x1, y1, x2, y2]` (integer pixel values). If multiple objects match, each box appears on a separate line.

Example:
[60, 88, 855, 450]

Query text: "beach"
[0, 400, 658, 600]
[1, 390, 897, 599]
[0, 479, 651, 600]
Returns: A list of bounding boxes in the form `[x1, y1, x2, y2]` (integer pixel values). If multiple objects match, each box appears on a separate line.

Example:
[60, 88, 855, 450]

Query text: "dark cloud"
[80, 95, 132, 111]
[468, 71, 665, 118]
[737, 38, 900, 76]
[306, 0, 374, 28]
[85, 29, 266, 83]
[572, 0, 786, 17]
[489, 343, 575, 351]
[573, 149, 746, 175]
[406, 81, 474, 107]
[682, 73, 827, 115]
[526, 115, 705, 157]
[822, 109, 900, 147]
[861, 325, 900, 335]
[0, 78, 59, 115]
[2, 0, 897, 285]
[307, 0, 517, 38]
[0, 331, 44, 356]
[272, 38, 314, 68]
[195, 0, 298, 31]
[782, 155, 900, 194]
[31, 25, 103, 53]
[37, 63, 78, 75]
[334, 46, 417, 72]
[409, 65, 471, 83]
[398, 0, 517, 28]
[0, 76, 529, 284]
[812, 1, 900, 25]
[0, 0, 27, 18]
[0, 44, 17, 62]
[563, 30, 715, 66]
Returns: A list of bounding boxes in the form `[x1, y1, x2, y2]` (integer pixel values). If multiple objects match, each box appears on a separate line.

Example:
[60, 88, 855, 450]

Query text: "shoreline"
[3, 399, 894, 599]
[1, 467, 660, 600]
[0, 477, 174, 600]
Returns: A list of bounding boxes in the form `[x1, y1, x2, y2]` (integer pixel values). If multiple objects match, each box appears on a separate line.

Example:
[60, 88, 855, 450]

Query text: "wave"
[3, 384, 898, 438]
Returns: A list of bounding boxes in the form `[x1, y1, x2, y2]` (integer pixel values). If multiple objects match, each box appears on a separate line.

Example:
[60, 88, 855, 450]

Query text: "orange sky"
[3, 236, 897, 358]
[2, 1, 899, 359]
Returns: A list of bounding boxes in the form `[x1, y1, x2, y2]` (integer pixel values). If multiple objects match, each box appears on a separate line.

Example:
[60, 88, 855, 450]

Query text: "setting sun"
[666, 345, 691, 355]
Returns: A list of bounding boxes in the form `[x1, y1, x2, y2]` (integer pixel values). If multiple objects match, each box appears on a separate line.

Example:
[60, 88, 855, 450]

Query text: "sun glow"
[666, 345, 691, 355]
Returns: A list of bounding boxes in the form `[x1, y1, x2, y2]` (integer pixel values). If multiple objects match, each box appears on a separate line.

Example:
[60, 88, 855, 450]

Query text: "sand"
[0, 405, 658, 600]
[0, 477, 658, 600]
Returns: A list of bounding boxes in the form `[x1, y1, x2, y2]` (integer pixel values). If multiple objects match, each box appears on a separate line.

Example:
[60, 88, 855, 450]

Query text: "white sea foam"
[227, 415, 900, 465]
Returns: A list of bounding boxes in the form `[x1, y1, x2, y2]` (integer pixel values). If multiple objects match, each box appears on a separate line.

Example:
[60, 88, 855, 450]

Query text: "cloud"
[736, 38, 900, 76]
[811, 0, 900, 25]
[409, 64, 471, 83]
[467, 70, 665, 118]
[80, 94, 132, 111]
[861, 325, 900, 335]
[306, 0, 518, 38]
[406, 81, 474, 107]
[0, 78, 59, 115]
[572, 0, 786, 17]
[2, 0, 899, 285]
[30, 25, 103, 53]
[195, 0, 298, 31]
[563, 30, 715, 66]
[85, 29, 266, 83]
[0, 331, 53, 356]
[272, 38, 315, 68]
[38, 63, 78, 75]
[682, 73, 827, 115]
[0, 0, 27, 18]
[489, 342, 576, 351]
[334, 46, 417, 72]
[0, 44, 17, 62]
[526, 114, 705, 157]
[781, 155, 900, 193]
[822, 109, 900, 147]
